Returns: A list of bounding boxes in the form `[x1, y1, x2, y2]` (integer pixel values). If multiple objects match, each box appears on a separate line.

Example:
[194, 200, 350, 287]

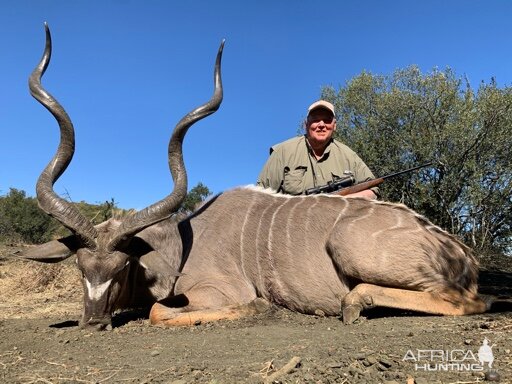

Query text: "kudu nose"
[82, 317, 112, 331]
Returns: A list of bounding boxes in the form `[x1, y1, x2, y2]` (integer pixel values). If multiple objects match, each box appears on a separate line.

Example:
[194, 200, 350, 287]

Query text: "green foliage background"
[320, 66, 511, 258]
[0, 183, 211, 245]
[0, 188, 57, 244]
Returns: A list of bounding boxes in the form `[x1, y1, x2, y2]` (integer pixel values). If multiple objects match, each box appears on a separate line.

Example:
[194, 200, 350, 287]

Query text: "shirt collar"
[305, 135, 333, 161]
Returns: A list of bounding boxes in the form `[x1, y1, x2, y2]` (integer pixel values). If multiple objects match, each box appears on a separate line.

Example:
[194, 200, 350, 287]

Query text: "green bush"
[0, 183, 211, 245]
[0, 188, 57, 244]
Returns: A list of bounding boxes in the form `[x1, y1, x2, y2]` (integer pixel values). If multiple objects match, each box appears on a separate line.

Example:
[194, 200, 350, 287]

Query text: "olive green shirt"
[257, 135, 378, 196]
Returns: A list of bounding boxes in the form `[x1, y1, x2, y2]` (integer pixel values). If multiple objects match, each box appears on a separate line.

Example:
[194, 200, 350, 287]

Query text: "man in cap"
[257, 100, 378, 198]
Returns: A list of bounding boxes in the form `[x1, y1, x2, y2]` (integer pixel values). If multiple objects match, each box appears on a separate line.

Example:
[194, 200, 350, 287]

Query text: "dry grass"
[0, 244, 82, 319]
[13, 261, 79, 293]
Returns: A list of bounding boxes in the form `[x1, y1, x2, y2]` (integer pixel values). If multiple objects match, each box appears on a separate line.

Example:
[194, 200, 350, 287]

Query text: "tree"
[321, 66, 511, 257]
[180, 182, 212, 213]
[0, 188, 57, 244]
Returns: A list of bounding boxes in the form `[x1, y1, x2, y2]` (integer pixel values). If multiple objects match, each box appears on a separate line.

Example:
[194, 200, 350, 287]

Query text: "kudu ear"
[15, 234, 80, 263]
[138, 251, 183, 278]
[127, 237, 183, 277]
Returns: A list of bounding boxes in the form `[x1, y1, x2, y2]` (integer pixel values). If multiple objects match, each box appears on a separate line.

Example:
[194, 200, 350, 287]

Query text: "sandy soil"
[1, 244, 511, 384]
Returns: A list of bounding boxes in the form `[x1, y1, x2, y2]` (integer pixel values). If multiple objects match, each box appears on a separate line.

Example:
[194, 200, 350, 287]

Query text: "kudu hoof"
[341, 304, 363, 325]
[249, 297, 271, 313]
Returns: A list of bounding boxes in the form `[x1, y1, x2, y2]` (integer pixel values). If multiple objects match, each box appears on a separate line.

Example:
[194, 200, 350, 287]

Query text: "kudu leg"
[341, 283, 489, 325]
[150, 297, 270, 327]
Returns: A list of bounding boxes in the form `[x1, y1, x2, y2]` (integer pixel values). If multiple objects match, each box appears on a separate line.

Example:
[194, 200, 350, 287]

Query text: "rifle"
[304, 162, 433, 196]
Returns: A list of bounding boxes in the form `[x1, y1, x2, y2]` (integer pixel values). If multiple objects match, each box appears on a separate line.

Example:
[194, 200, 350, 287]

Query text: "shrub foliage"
[0, 183, 211, 244]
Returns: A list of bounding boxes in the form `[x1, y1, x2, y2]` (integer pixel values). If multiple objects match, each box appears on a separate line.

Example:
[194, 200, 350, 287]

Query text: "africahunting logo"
[403, 338, 495, 372]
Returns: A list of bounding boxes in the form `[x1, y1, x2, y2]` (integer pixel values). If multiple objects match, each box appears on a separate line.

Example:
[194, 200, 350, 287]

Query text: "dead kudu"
[21, 25, 491, 330]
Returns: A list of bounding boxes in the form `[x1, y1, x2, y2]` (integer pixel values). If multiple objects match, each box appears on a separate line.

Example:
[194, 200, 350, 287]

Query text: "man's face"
[306, 108, 336, 147]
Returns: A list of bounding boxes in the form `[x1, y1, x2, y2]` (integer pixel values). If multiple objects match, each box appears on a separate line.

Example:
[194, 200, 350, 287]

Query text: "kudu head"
[23, 23, 223, 330]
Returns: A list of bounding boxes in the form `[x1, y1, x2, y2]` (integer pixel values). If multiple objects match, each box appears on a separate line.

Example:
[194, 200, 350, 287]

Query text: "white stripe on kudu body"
[85, 279, 112, 301]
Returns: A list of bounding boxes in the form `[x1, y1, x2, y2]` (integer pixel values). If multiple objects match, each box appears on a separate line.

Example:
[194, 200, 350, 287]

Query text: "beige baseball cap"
[307, 100, 335, 116]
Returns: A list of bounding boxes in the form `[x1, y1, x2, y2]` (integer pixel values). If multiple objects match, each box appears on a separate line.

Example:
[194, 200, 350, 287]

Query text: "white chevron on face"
[85, 278, 112, 301]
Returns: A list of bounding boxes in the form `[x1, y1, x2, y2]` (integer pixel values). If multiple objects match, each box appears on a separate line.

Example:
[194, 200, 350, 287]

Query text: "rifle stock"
[336, 178, 384, 196]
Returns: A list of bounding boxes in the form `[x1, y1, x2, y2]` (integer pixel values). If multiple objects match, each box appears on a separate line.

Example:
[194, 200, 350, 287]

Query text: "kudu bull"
[21, 24, 490, 330]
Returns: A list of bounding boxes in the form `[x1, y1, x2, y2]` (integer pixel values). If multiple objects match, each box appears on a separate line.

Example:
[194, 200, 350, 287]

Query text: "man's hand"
[344, 189, 377, 200]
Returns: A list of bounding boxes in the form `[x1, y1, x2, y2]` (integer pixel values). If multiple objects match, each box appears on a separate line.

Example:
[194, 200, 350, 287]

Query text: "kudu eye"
[111, 259, 130, 277]
[119, 260, 130, 272]
[75, 259, 85, 278]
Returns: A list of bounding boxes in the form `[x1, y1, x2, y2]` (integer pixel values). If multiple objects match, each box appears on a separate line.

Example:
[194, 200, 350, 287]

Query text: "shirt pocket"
[282, 166, 307, 195]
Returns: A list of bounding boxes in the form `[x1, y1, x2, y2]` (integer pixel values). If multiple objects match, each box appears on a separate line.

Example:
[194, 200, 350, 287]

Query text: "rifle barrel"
[381, 162, 433, 180]
[336, 162, 433, 196]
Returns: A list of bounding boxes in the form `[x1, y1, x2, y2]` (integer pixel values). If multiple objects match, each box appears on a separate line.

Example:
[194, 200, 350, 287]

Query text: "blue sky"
[1, 1, 511, 209]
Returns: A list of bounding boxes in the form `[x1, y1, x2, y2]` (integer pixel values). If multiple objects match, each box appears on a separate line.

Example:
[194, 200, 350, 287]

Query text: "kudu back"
[21, 24, 490, 330]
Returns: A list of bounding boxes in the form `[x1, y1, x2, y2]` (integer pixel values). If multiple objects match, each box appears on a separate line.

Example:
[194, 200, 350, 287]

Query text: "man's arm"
[332, 141, 380, 198]
[256, 149, 283, 192]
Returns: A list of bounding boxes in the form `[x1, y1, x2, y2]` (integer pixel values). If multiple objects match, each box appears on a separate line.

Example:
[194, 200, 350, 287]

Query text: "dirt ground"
[1, 244, 511, 384]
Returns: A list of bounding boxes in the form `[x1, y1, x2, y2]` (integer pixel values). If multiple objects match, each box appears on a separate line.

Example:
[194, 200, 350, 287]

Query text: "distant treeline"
[0, 183, 211, 245]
